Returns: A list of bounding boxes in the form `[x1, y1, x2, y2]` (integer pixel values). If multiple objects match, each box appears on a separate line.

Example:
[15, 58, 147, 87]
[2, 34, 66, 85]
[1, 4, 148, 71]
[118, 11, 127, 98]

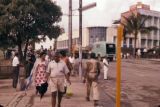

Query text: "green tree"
[119, 13, 157, 57]
[0, 0, 63, 61]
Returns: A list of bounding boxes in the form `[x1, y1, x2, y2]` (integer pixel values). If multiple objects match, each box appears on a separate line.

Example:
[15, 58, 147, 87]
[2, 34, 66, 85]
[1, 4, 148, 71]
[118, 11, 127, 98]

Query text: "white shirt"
[137, 49, 141, 55]
[47, 60, 69, 78]
[103, 58, 109, 70]
[12, 56, 19, 67]
[69, 56, 75, 64]
[45, 55, 49, 62]
[143, 49, 147, 53]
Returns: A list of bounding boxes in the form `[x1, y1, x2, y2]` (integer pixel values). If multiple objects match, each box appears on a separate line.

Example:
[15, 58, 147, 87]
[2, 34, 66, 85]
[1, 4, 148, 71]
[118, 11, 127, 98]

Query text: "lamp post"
[79, 0, 82, 79]
[68, 0, 72, 53]
[78, 0, 96, 79]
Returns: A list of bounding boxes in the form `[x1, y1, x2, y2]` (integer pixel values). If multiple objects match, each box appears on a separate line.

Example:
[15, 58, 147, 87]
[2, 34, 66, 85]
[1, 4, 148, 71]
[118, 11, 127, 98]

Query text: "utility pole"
[116, 25, 123, 107]
[79, 0, 82, 79]
[78, 0, 96, 79]
[68, 0, 72, 53]
[79, 0, 82, 46]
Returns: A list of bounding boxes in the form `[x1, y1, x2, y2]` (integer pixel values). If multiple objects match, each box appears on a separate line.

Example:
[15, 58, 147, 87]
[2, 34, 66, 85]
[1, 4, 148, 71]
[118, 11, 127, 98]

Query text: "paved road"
[99, 59, 160, 107]
[0, 59, 160, 107]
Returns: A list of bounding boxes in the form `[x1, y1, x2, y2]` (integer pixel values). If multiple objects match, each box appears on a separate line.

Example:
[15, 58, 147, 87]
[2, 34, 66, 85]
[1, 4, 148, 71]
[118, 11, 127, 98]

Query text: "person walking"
[137, 49, 141, 59]
[69, 53, 75, 75]
[46, 52, 71, 107]
[103, 56, 109, 80]
[12, 52, 20, 90]
[85, 53, 101, 106]
[31, 52, 48, 95]
[73, 53, 80, 76]
[26, 50, 36, 78]
[60, 51, 73, 95]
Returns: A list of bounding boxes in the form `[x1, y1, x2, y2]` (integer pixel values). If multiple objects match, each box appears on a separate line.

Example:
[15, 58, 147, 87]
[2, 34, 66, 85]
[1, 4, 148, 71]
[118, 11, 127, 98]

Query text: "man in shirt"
[46, 52, 71, 107]
[69, 53, 75, 75]
[12, 52, 20, 89]
[85, 53, 100, 106]
[103, 55, 109, 80]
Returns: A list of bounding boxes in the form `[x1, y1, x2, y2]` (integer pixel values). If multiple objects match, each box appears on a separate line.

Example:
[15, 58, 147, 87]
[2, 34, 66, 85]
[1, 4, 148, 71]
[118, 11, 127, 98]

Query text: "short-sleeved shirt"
[69, 57, 75, 64]
[12, 56, 19, 67]
[47, 60, 69, 78]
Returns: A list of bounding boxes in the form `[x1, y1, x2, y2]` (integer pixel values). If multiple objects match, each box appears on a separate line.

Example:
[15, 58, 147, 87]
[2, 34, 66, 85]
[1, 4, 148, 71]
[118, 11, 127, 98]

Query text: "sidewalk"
[31, 77, 94, 107]
[0, 77, 94, 107]
[0, 77, 114, 107]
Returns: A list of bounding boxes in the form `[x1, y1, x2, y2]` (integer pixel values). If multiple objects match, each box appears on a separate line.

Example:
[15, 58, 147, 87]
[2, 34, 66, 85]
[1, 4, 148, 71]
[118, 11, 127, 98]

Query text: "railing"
[0, 66, 25, 79]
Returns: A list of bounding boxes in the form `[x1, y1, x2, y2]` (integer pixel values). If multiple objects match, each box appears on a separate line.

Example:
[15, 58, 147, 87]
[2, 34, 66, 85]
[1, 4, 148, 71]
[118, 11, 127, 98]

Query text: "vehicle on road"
[91, 41, 116, 61]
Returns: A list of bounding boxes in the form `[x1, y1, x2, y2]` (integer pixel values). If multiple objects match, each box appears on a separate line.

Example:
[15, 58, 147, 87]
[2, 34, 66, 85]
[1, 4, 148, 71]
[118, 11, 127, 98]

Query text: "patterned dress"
[34, 61, 47, 86]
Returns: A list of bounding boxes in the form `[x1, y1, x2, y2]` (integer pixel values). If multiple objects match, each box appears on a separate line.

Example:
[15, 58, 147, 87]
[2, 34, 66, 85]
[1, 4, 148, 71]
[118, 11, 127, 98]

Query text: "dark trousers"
[26, 64, 33, 78]
[12, 66, 19, 88]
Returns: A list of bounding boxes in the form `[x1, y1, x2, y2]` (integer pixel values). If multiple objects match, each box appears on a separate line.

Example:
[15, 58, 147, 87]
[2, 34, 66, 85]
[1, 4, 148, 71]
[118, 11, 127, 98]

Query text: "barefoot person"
[46, 52, 71, 107]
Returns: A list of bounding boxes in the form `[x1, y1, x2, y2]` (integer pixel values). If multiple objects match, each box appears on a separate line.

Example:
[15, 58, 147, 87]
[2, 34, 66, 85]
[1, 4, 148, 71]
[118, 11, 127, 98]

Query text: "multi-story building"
[121, 2, 160, 49]
[57, 26, 107, 50]
[108, 2, 160, 49]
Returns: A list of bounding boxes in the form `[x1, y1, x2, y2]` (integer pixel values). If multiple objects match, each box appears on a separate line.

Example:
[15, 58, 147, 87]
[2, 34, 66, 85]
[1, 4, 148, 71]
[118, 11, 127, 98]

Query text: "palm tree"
[119, 13, 157, 58]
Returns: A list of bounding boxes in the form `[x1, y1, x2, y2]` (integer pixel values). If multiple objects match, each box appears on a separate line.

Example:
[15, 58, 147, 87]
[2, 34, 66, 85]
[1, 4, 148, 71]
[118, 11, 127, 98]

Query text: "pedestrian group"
[11, 46, 110, 107]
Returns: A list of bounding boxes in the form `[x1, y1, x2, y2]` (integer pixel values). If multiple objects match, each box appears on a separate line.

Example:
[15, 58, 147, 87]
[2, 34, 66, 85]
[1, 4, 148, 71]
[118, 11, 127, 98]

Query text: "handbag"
[66, 85, 73, 97]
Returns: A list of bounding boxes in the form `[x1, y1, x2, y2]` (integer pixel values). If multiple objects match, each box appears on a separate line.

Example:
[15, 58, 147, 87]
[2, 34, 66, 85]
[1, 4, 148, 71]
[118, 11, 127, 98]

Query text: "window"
[148, 40, 152, 48]
[96, 44, 100, 48]
[113, 36, 116, 43]
[129, 38, 133, 48]
[148, 17, 152, 25]
[141, 39, 146, 47]
[154, 30, 157, 36]
[153, 40, 157, 46]
[154, 17, 158, 25]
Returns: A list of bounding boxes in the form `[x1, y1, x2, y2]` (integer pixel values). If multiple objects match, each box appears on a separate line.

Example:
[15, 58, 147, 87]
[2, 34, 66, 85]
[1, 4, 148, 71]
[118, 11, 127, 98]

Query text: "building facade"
[57, 26, 107, 50]
[120, 2, 160, 49]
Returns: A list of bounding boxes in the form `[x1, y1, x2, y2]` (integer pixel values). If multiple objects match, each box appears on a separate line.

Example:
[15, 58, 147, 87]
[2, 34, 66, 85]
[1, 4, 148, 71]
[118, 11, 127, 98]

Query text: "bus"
[91, 41, 116, 61]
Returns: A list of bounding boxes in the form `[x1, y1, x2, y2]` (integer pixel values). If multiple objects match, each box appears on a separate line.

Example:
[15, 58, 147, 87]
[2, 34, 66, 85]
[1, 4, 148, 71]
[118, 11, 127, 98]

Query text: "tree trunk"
[133, 34, 137, 58]
[53, 38, 57, 51]
[18, 43, 23, 62]
[23, 37, 29, 62]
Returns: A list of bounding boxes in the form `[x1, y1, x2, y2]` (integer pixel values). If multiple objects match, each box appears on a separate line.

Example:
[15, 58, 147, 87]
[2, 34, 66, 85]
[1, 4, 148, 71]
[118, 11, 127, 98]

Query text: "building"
[57, 26, 107, 51]
[120, 2, 160, 49]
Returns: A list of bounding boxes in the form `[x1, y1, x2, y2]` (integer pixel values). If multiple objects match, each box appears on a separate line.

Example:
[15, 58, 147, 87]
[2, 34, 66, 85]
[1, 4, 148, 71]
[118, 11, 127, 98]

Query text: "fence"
[0, 66, 25, 79]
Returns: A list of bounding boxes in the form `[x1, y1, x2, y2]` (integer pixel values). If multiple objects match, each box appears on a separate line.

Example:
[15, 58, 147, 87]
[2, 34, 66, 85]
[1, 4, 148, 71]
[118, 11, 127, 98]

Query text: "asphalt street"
[99, 59, 160, 107]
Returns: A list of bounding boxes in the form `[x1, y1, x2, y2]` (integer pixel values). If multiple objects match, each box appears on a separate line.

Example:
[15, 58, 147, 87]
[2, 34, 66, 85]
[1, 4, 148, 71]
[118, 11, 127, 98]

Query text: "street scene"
[0, 0, 160, 107]
[0, 59, 160, 107]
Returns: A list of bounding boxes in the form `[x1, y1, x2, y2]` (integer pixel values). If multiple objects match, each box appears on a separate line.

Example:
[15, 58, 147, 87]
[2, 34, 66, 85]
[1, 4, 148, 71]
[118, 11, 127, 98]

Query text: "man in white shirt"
[46, 52, 71, 107]
[69, 54, 75, 64]
[137, 49, 141, 59]
[69, 53, 75, 75]
[12, 52, 20, 89]
[103, 56, 109, 80]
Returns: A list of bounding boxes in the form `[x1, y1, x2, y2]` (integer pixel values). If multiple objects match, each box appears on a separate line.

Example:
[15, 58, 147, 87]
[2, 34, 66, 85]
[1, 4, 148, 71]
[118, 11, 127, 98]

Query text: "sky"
[54, 0, 160, 31]
[36, 0, 160, 49]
